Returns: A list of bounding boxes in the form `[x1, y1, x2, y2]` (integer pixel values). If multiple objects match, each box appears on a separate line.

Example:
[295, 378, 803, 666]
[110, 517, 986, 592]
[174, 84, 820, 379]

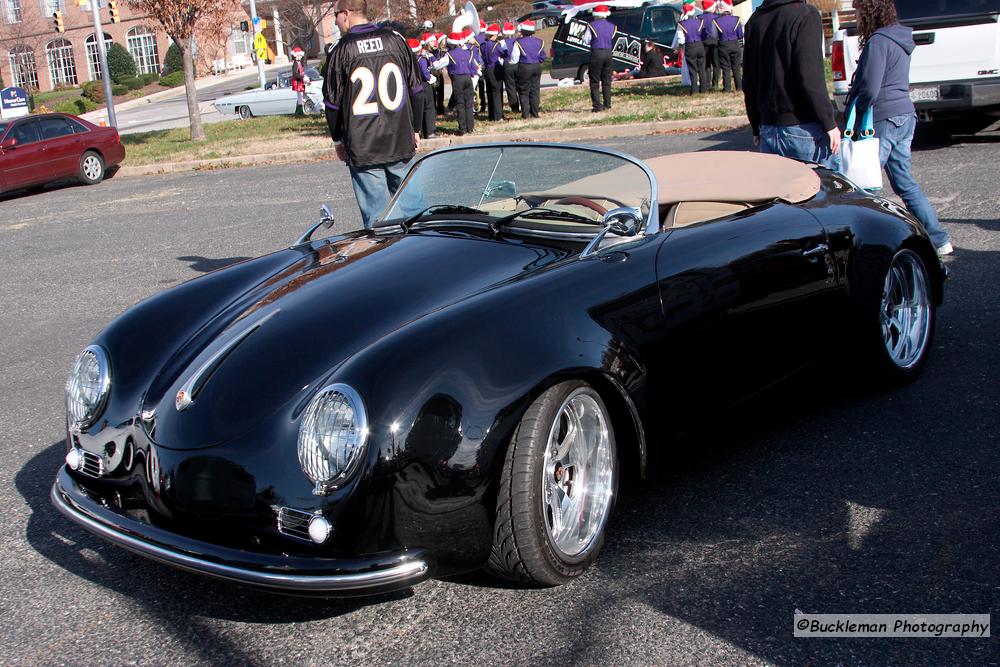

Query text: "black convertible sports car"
[53, 144, 945, 596]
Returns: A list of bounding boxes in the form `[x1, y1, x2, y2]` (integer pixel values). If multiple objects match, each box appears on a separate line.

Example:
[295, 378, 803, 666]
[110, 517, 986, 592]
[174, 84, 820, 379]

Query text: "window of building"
[79, 0, 107, 9]
[8, 45, 38, 89]
[4, 0, 23, 23]
[46, 38, 78, 87]
[229, 26, 250, 56]
[127, 25, 160, 75]
[42, 0, 64, 16]
[85, 32, 113, 80]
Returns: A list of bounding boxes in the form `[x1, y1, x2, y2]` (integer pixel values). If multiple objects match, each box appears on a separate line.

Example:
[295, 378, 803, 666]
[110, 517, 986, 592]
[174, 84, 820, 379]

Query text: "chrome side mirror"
[602, 207, 642, 237]
[293, 204, 336, 246]
[483, 180, 518, 199]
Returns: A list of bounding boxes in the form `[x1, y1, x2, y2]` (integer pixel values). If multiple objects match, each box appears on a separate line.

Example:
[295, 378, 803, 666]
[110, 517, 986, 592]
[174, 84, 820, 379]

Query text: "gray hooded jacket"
[846, 23, 916, 124]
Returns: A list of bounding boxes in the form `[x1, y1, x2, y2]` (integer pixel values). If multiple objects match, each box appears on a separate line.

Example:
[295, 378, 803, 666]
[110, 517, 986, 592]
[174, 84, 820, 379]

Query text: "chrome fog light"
[308, 516, 332, 544]
[65, 448, 82, 471]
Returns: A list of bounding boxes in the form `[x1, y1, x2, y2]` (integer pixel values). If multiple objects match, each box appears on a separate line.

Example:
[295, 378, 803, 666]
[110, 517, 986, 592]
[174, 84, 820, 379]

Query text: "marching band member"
[674, 3, 707, 94]
[446, 31, 482, 135]
[481, 24, 506, 121]
[510, 20, 546, 119]
[715, 0, 744, 92]
[501, 22, 520, 113]
[700, 0, 721, 91]
[416, 35, 438, 138]
[587, 5, 617, 112]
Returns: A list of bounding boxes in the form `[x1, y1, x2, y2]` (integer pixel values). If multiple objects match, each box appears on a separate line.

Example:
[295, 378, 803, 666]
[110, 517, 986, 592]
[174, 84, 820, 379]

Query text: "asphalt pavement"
[0, 128, 997, 666]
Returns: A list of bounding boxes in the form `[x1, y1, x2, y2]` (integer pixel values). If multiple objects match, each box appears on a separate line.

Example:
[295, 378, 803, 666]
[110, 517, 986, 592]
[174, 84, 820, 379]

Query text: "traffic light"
[53, 11, 64, 33]
[108, 0, 120, 23]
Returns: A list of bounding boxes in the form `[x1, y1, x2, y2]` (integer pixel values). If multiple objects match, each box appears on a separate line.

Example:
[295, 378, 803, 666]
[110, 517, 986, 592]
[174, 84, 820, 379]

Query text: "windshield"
[0, 122, 7, 137]
[379, 145, 653, 233]
[898, 0, 1000, 19]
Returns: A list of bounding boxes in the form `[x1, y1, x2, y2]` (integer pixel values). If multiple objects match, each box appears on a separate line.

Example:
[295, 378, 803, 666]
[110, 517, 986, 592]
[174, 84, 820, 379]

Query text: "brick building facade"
[0, 0, 172, 91]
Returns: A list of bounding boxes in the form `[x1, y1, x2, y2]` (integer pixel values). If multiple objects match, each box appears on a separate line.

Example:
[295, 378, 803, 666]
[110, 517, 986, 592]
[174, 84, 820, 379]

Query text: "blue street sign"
[252, 15, 261, 25]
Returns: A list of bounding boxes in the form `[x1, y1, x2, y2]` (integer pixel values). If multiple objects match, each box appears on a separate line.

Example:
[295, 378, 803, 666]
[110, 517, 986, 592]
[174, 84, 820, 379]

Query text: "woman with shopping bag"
[845, 0, 953, 257]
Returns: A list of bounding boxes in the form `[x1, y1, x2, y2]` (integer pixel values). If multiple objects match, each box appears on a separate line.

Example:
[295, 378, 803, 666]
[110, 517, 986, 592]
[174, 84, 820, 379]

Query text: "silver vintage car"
[213, 80, 324, 119]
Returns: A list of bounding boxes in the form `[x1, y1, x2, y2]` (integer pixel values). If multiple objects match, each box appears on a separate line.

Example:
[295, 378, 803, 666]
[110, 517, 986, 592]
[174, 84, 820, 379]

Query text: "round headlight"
[65, 345, 111, 431]
[297, 383, 369, 494]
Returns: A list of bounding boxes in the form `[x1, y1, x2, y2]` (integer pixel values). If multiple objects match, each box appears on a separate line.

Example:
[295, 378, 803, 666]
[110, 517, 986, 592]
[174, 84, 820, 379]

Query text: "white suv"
[832, 0, 1000, 121]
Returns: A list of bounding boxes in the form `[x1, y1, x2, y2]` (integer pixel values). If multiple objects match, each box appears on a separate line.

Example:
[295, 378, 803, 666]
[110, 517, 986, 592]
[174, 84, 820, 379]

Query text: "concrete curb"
[118, 115, 750, 178]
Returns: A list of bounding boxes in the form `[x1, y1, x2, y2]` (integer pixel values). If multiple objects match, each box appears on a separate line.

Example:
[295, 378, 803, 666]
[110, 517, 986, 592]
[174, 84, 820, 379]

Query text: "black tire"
[867, 248, 936, 383]
[239, 105, 253, 120]
[78, 150, 105, 185]
[544, 16, 559, 27]
[576, 64, 589, 84]
[487, 380, 618, 586]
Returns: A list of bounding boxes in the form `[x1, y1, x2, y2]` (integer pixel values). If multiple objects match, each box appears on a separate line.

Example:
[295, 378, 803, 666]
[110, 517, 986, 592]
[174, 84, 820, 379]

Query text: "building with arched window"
[85, 32, 113, 81]
[45, 38, 78, 86]
[126, 25, 159, 75]
[7, 44, 38, 89]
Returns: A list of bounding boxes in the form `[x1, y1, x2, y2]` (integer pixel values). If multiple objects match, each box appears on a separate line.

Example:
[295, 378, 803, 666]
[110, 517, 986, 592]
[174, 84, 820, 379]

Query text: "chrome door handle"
[802, 243, 829, 258]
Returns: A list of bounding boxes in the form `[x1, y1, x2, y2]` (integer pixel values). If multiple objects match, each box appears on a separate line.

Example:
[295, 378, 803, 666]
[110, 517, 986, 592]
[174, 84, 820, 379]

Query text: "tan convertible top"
[533, 150, 822, 208]
[648, 151, 821, 206]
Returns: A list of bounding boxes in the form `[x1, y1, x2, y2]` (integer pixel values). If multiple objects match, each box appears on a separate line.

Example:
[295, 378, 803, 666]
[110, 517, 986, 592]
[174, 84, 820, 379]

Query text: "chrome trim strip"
[51, 484, 429, 592]
[176, 309, 279, 411]
[377, 142, 660, 234]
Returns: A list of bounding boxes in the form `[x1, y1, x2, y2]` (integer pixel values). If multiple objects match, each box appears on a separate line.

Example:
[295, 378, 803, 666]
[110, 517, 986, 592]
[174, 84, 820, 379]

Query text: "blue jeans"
[875, 113, 950, 248]
[760, 122, 840, 170]
[348, 159, 411, 229]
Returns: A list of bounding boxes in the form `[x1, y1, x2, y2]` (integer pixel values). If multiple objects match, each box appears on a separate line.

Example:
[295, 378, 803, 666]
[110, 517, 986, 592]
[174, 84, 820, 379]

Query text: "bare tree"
[276, 0, 336, 52]
[124, 0, 240, 141]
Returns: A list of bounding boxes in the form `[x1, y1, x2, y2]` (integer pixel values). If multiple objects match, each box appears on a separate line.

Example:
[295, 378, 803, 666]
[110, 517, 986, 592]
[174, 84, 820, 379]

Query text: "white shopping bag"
[840, 104, 883, 191]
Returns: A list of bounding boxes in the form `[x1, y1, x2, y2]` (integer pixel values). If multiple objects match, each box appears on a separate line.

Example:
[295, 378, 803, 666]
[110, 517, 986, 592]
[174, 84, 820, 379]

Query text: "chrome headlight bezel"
[65, 345, 111, 432]
[297, 383, 370, 495]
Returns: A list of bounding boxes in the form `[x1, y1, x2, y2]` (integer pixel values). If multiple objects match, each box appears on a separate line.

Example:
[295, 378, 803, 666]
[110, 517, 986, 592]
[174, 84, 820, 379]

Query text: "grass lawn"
[121, 77, 746, 167]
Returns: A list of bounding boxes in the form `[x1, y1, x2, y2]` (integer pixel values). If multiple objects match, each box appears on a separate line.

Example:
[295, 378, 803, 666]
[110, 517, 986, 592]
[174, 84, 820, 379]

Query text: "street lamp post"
[249, 0, 267, 88]
[87, 0, 117, 127]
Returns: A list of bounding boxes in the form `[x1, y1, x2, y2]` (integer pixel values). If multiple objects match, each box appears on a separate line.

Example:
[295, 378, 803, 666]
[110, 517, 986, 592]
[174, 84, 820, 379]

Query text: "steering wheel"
[553, 196, 607, 216]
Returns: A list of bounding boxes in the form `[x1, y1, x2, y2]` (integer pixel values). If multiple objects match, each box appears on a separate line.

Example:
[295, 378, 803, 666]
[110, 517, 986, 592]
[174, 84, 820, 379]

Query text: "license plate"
[909, 86, 940, 102]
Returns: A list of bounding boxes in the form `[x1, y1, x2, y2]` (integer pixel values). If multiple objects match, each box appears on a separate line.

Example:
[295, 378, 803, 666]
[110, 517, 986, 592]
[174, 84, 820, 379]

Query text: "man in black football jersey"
[324, 0, 424, 228]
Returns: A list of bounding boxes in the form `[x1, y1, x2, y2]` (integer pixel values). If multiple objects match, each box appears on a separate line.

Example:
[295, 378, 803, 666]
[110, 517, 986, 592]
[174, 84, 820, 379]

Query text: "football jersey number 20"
[350, 63, 405, 115]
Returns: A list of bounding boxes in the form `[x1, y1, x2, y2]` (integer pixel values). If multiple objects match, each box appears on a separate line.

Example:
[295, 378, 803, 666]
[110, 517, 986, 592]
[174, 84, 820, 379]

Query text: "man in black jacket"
[743, 0, 840, 169]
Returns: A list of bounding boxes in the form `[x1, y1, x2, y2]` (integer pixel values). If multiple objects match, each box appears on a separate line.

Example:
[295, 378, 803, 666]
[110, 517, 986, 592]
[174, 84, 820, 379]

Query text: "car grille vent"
[79, 450, 105, 478]
[276, 507, 314, 541]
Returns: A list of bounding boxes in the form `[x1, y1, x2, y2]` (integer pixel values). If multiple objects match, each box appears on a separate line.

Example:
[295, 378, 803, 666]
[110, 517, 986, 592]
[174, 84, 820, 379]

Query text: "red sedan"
[0, 113, 125, 194]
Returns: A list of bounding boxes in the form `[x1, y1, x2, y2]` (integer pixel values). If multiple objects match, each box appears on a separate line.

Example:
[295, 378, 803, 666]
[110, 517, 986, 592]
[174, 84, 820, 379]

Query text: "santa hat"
[407, 38, 421, 53]
[437, 32, 448, 44]
[682, 3, 695, 14]
[290, 46, 305, 59]
[519, 19, 536, 32]
[593, 5, 610, 17]
[702, 0, 716, 10]
[462, 27, 475, 43]
[479, 19, 487, 30]
[718, 0, 733, 11]
[421, 32, 434, 44]
[502, 22, 515, 35]
[448, 32, 464, 45]
[486, 23, 499, 36]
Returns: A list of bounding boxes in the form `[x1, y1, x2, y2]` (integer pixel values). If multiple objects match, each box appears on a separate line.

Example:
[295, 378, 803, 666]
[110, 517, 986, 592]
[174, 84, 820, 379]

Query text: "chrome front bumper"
[51, 468, 430, 595]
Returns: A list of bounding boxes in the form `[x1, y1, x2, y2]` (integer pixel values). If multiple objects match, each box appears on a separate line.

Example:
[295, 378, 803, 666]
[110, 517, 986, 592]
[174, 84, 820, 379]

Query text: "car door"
[36, 116, 82, 178]
[653, 202, 839, 406]
[0, 119, 46, 190]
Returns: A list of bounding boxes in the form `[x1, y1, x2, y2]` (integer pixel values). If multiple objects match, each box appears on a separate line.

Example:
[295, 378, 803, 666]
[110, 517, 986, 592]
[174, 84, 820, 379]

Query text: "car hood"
[144, 230, 569, 450]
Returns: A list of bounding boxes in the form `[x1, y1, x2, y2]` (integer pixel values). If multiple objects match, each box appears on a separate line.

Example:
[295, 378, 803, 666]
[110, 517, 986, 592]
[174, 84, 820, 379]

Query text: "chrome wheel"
[239, 105, 252, 120]
[541, 388, 615, 559]
[880, 250, 932, 369]
[83, 154, 102, 182]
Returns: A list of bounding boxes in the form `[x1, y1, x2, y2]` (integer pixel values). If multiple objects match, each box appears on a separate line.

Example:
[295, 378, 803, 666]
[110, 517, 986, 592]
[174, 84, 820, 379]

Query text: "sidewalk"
[81, 62, 286, 124]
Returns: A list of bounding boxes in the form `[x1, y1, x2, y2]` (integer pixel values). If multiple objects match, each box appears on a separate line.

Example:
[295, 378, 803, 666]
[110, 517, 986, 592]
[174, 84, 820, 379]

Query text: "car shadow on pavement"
[177, 255, 253, 273]
[15, 443, 407, 644]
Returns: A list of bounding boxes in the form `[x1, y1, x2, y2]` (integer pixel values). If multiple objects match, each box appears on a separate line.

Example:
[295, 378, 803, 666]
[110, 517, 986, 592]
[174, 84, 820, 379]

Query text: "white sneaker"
[936, 242, 954, 257]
